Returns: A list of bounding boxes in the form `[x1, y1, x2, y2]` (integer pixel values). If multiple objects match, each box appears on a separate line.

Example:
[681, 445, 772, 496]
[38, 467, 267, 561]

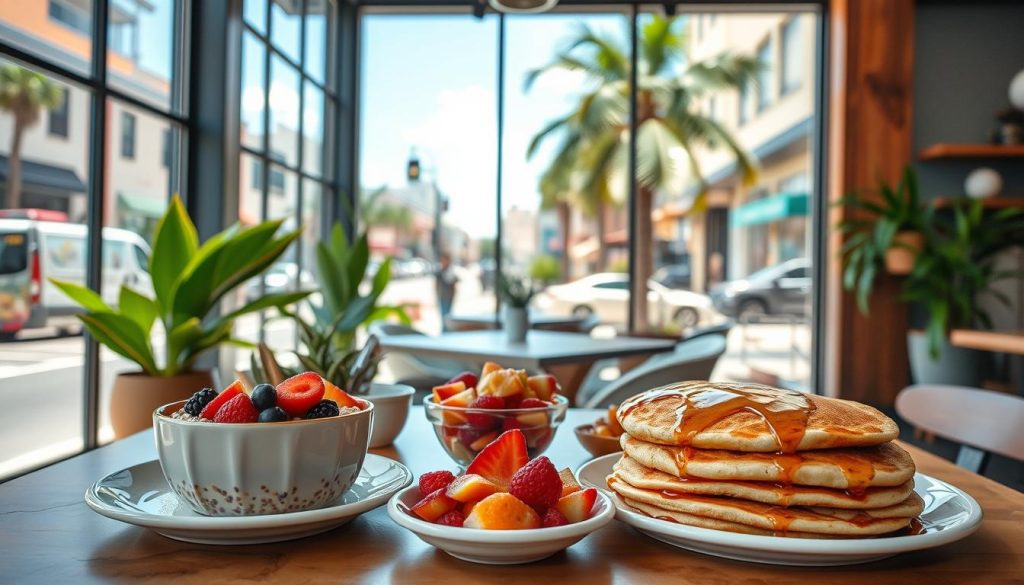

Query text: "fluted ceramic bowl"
[153, 399, 373, 517]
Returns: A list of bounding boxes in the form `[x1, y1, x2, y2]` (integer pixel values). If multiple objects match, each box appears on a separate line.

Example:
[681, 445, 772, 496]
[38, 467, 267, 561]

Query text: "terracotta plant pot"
[110, 370, 215, 438]
[885, 230, 924, 275]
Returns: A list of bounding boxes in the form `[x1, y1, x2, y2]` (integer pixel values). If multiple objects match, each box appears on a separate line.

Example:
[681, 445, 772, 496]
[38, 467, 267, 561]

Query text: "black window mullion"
[257, 0, 274, 343]
[494, 13, 504, 321]
[626, 3, 639, 334]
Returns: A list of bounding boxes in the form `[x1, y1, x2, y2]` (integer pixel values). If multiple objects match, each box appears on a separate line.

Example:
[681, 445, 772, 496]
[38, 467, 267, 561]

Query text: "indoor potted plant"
[51, 195, 308, 437]
[498, 273, 536, 343]
[838, 166, 927, 284]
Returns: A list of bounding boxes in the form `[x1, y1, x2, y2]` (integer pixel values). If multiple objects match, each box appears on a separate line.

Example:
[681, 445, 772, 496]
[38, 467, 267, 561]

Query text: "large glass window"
[0, 1, 190, 476]
[781, 18, 802, 95]
[756, 38, 774, 112]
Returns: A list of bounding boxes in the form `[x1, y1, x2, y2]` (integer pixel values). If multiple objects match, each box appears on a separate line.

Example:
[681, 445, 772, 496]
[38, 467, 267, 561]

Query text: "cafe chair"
[369, 322, 482, 403]
[682, 318, 735, 342]
[581, 334, 727, 409]
[895, 384, 1024, 474]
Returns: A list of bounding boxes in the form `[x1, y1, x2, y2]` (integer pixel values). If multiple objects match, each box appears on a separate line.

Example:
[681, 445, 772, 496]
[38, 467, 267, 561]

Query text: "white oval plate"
[388, 484, 615, 564]
[85, 453, 412, 545]
[577, 453, 983, 566]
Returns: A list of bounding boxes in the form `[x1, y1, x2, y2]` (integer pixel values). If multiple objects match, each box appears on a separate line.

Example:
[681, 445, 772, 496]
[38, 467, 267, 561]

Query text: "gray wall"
[912, 1, 1024, 348]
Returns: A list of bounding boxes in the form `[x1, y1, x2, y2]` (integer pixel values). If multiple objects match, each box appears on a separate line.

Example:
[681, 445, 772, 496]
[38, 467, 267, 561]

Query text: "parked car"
[394, 257, 434, 279]
[653, 261, 691, 290]
[0, 219, 153, 338]
[243, 261, 317, 303]
[537, 272, 715, 329]
[709, 258, 811, 319]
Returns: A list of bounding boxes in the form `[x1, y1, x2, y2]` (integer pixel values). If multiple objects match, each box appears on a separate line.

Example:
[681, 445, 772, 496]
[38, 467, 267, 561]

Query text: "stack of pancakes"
[606, 381, 923, 538]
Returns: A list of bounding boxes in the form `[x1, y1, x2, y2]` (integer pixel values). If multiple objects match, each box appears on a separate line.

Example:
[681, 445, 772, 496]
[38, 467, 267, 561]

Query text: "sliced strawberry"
[465, 429, 528, 489]
[432, 381, 466, 403]
[212, 393, 259, 423]
[555, 487, 597, 524]
[466, 395, 504, 429]
[527, 375, 560, 401]
[445, 473, 501, 503]
[199, 380, 244, 419]
[440, 387, 475, 425]
[275, 372, 325, 417]
[446, 371, 479, 389]
[410, 488, 458, 522]
[519, 398, 548, 409]
[559, 468, 582, 498]
[323, 379, 361, 408]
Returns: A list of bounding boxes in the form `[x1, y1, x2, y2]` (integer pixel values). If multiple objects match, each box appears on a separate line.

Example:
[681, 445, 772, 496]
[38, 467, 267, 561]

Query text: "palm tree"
[526, 16, 760, 330]
[360, 186, 414, 249]
[0, 65, 63, 209]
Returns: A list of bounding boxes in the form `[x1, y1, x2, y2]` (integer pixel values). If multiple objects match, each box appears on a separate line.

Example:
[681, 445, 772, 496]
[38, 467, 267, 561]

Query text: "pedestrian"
[436, 253, 457, 331]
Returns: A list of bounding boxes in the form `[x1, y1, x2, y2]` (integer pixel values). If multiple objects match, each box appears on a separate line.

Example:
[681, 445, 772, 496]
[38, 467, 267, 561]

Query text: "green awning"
[731, 192, 809, 227]
[117, 192, 167, 218]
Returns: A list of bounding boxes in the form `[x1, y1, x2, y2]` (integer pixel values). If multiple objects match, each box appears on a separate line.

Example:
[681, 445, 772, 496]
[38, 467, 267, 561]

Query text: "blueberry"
[183, 388, 217, 416]
[259, 406, 289, 423]
[251, 383, 276, 411]
[305, 400, 340, 419]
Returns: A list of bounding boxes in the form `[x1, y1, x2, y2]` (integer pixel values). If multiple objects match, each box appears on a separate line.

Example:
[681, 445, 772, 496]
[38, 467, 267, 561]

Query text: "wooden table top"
[950, 329, 1024, 356]
[2, 407, 1023, 584]
[378, 330, 677, 369]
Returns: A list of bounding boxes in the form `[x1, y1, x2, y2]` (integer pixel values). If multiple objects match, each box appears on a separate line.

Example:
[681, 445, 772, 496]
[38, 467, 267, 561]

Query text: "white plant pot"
[362, 383, 415, 448]
[504, 306, 529, 343]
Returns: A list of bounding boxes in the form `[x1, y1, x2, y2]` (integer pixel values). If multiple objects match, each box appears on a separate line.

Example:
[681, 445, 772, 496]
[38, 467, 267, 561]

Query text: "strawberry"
[559, 468, 582, 498]
[275, 372, 325, 418]
[445, 473, 501, 502]
[465, 429, 529, 489]
[527, 375, 559, 401]
[542, 507, 569, 528]
[519, 398, 548, 409]
[446, 371, 479, 389]
[555, 487, 597, 524]
[466, 395, 504, 429]
[501, 416, 522, 432]
[432, 381, 466, 403]
[199, 380, 244, 419]
[212, 393, 259, 424]
[418, 470, 456, 497]
[508, 456, 562, 510]
[323, 379, 361, 408]
[458, 426, 485, 447]
[463, 493, 540, 530]
[436, 510, 466, 527]
[410, 488, 458, 522]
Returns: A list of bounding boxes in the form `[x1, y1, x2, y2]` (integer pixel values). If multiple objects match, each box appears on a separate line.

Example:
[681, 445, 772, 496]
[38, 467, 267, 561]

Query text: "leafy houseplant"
[51, 195, 308, 436]
[838, 166, 929, 312]
[498, 273, 536, 343]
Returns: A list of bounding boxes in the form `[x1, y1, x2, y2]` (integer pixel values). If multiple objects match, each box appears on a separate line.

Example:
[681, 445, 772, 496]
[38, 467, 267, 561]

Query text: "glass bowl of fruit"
[423, 363, 569, 468]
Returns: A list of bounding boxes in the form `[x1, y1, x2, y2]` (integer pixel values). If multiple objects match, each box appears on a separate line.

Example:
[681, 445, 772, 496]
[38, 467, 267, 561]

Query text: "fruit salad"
[587, 404, 625, 439]
[169, 372, 365, 424]
[427, 362, 566, 464]
[407, 429, 598, 530]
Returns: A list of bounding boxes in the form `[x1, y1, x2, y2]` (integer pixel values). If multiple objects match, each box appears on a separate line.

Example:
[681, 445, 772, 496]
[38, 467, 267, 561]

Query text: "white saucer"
[577, 453, 983, 566]
[85, 453, 412, 545]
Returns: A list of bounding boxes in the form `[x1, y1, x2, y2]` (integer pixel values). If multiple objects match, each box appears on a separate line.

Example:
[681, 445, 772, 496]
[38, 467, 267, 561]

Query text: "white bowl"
[363, 383, 415, 448]
[153, 399, 373, 517]
[387, 484, 615, 564]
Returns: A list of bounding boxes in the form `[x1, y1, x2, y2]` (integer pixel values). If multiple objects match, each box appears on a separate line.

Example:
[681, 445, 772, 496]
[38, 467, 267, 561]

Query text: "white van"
[0, 219, 153, 338]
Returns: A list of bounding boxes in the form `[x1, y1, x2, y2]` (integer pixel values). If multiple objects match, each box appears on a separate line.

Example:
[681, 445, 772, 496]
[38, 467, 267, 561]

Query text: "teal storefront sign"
[731, 192, 809, 227]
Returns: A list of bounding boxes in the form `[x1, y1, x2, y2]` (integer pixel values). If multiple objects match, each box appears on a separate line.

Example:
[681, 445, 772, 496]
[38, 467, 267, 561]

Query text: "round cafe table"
[1, 407, 1021, 583]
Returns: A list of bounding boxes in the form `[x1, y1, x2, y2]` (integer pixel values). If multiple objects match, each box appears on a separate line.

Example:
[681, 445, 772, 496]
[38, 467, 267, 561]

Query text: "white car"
[537, 272, 715, 329]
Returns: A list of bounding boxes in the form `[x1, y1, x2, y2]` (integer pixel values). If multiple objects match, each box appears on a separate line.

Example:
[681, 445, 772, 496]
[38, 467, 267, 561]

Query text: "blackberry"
[183, 388, 217, 416]
[305, 399, 340, 419]
[259, 406, 289, 423]
[250, 383, 276, 412]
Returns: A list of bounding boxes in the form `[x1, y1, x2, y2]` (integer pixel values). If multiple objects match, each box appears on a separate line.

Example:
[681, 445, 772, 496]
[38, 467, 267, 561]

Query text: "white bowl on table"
[387, 484, 615, 564]
[363, 383, 415, 448]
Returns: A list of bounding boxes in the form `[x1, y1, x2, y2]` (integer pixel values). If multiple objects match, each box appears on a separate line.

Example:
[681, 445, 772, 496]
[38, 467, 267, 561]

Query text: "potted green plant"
[903, 198, 1024, 384]
[51, 195, 308, 437]
[498, 273, 536, 343]
[838, 167, 927, 292]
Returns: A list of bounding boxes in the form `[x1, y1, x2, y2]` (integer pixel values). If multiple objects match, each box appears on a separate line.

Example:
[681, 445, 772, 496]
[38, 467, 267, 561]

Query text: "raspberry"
[419, 470, 456, 497]
[212, 394, 259, 423]
[436, 510, 466, 527]
[508, 456, 561, 510]
[466, 395, 504, 429]
[519, 398, 548, 409]
[501, 417, 522, 432]
[542, 507, 569, 527]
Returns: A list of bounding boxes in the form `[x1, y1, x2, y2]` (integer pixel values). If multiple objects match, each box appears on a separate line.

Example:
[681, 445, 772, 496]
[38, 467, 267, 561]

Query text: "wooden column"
[825, 0, 915, 405]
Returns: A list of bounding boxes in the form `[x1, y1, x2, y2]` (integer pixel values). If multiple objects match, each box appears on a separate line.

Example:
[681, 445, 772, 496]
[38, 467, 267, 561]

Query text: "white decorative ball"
[1010, 69, 1024, 110]
[964, 168, 1003, 199]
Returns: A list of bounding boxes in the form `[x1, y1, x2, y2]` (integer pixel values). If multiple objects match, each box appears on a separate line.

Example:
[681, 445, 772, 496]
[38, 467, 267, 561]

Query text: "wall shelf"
[919, 143, 1024, 160]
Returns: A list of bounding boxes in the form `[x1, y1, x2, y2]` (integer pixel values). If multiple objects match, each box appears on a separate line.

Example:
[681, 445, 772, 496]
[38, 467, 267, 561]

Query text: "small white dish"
[577, 453, 983, 567]
[363, 383, 415, 448]
[85, 454, 411, 545]
[387, 484, 615, 564]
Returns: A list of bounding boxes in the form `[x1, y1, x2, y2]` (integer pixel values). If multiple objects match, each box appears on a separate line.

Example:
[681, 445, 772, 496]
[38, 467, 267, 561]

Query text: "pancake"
[607, 474, 924, 536]
[617, 495, 869, 539]
[617, 381, 899, 452]
[613, 455, 915, 509]
[621, 434, 916, 490]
